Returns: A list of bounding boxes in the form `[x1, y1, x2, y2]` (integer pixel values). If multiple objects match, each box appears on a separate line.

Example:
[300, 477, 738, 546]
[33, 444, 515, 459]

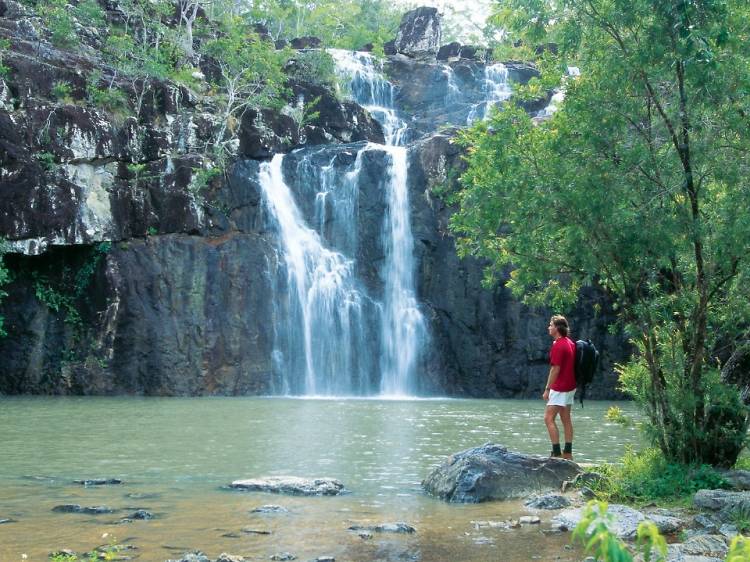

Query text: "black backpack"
[574, 339, 599, 407]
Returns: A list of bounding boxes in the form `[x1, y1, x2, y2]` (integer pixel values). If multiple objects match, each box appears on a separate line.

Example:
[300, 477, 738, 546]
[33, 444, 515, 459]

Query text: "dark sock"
[564, 442, 572, 454]
[552, 443, 561, 456]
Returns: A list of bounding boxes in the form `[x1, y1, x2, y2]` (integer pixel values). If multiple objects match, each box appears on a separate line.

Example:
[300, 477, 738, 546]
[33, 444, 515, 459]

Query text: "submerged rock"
[270, 553, 296, 561]
[524, 494, 571, 510]
[551, 504, 684, 539]
[250, 505, 288, 514]
[347, 522, 416, 534]
[52, 504, 114, 514]
[74, 478, 123, 486]
[422, 443, 582, 503]
[229, 476, 346, 496]
[165, 552, 210, 562]
[0, 518, 16, 524]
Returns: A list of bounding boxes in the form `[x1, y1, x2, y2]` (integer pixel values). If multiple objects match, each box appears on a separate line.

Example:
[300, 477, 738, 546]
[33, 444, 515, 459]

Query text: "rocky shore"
[24, 444, 749, 562]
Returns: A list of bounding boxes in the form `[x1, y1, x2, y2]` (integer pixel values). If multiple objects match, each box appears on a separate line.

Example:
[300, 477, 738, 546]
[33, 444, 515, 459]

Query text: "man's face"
[548, 321, 558, 338]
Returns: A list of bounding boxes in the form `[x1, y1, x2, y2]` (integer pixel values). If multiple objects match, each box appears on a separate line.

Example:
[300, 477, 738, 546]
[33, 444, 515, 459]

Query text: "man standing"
[543, 315, 576, 460]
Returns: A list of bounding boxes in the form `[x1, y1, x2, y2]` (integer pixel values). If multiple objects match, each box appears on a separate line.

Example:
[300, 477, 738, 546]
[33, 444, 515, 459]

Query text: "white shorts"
[547, 389, 576, 407]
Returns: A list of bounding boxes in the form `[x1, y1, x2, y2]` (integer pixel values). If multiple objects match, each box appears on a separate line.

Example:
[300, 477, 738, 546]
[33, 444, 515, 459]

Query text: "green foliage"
[589, 448, 728, 505]
[727, 536, 750, 562]
[86, 71, 129, 115]
[246, 0, 403, 51]
[38, 0, 77, 48]
[729, 504, 750, 534]
[32, 242, 111, 334]
[189, 166, 222, 194]
[0, 38, 11, 78]
[51, 80, 72, 103]
[605, 406, 633, 427]
[572, 501, 634, 562]
[73, 0, 106, 27]
[453, 0, 750, 466]
[37, 151, 57, 171]
[288, 50, 336, 88]
[204, 18, 288, 151]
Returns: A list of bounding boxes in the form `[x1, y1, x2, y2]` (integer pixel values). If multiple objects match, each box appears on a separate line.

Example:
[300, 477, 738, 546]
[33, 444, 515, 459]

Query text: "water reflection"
[0, 397, 642, 561]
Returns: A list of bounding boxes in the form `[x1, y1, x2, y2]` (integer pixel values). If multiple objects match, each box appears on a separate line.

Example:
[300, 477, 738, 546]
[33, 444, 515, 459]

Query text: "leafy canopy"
[453, 0, 750, 465]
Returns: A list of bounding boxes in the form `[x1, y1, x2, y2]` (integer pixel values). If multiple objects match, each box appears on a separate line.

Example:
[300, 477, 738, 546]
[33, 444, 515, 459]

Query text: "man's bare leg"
[544, 405, 563, 456]
[559, 405, 574, 459]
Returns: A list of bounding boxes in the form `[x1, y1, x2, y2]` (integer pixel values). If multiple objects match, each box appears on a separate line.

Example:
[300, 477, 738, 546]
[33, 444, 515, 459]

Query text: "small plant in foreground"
[605, 406, 632, 426]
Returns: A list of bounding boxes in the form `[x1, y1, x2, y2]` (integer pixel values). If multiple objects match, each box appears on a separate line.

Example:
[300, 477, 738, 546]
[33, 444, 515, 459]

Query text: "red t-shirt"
[550, 336, 576, 392]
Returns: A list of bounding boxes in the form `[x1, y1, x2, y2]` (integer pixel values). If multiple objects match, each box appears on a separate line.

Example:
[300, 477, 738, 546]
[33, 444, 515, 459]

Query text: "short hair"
[551, 315, 569, 337]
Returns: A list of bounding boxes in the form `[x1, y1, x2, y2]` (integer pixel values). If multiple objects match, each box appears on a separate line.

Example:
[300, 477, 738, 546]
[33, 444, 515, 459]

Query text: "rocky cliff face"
[0, 2, 626, 397]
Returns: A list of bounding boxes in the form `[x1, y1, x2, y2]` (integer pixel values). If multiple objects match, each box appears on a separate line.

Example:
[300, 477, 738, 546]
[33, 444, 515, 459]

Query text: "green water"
[0, 397, 642, 561]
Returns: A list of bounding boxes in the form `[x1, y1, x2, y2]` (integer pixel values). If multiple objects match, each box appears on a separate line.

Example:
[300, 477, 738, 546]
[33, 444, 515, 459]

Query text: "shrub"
[288, 49, 337, 89]
[588, 448, 728, 505]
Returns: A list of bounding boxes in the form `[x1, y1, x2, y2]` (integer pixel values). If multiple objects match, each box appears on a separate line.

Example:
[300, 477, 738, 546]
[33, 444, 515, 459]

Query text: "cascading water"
[332, 49, 428, 396]
[466, 63, 512, 124]
[259, 155, 379, 396]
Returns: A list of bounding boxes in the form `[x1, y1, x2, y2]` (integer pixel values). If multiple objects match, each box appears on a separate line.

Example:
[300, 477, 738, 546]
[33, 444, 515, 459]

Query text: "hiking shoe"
[562, 452, 573, 461]
[550, 451, 562, 458]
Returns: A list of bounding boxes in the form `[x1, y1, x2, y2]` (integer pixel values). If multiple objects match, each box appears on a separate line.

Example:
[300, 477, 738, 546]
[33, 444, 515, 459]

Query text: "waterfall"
[378, 145, 427, 396]
[330, 49, 408, 146]
[467, 63, 512, 124]
[259, 154, 378, 396]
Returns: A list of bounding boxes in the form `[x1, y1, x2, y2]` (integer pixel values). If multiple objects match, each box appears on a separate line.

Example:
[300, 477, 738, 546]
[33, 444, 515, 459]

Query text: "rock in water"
[348, 522, 416, 534]
[228, 477, 346, 496]
[422, 443, 582, 502]
[394, 7, 442, 57]
[73, 478, 123, 486]
[524, 494, 571, 510]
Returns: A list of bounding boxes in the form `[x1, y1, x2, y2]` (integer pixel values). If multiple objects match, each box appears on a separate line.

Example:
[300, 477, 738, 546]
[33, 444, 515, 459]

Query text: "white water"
[330, 49, 408, 146]
[332, 49, 428, 396]
[259, 155, 376, 396]
[467, 62, 512, 123]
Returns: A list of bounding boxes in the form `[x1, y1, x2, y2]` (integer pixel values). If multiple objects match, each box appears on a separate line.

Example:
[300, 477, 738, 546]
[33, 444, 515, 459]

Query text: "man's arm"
[542, 365, 560, 400]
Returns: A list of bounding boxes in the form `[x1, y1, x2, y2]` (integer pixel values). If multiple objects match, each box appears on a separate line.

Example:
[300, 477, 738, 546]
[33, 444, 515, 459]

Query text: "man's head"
[548, 315, 569, 339]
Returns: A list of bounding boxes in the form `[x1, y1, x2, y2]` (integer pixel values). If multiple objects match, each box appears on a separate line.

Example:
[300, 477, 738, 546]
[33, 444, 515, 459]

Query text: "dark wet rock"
[437, 42, 461, 61]
[0, 518, 16, 524]
[579, 487, 597, 500]
[127, 509, 153, 520]
[383, 40, 396, 56]
[251, 505, 288, 514]
[125, 492, 161, 500]
[394, 7, 442, 57]
[241, 527, 272, 535]
[311, 558, 335, 562]
[348, 522, 416, 534]
[290, 37, 321, 49]
[270, 553, 297, 561]
[50, 549, 77, 558]
[354, 531, 372, 540]
[221, 532, 241, 538]
[524, 494, 571, 510]
[422, 443, 582, 503]
[165, 552, 210, 562]
[552, 504, 685, 539]
[52, 504, 114, 514]
[229, 476, 347, 496]
[74, 478, 123, 486]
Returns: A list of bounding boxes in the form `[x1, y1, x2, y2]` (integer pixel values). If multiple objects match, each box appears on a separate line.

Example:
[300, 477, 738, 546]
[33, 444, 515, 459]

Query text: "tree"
[452, 0, 750, 466]
[204, 18, 289, 155]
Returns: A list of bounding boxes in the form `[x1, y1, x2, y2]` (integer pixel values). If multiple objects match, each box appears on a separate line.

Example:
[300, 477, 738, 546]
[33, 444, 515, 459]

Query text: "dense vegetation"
[452, 0, 750, 466]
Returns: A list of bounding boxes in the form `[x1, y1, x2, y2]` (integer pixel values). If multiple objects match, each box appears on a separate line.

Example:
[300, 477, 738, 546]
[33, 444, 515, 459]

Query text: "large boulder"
[393, 7, 442, 57]
[422, 443, 582, 503]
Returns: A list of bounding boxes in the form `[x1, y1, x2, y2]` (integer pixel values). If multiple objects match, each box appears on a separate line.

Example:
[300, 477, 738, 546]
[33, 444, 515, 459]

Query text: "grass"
[586, 447, 729, 506]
